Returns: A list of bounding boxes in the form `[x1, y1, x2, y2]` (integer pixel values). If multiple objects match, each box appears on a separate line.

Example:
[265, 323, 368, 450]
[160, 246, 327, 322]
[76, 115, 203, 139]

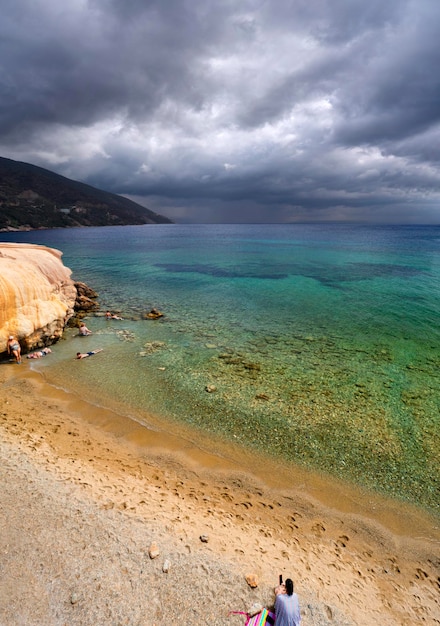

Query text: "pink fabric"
[246, 608, 273, 625]
[229, 608, 275, 625]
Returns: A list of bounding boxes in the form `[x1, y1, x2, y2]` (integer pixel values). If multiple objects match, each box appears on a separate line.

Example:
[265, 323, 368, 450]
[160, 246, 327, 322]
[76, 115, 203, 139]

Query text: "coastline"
[2, 224, 439, 514]
[0, 364, 439, 625]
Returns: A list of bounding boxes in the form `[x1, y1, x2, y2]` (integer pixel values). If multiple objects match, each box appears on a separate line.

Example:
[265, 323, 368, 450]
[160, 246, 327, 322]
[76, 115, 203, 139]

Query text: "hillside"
[0, 157, 172, 230]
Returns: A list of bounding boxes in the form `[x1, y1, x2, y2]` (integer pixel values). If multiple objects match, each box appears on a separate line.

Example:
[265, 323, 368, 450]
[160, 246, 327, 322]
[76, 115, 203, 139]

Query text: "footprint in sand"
[258, 501, 274, 510]
[384, 558, 401, 574]
[336, 535, 349, 548]
[236, 501, 252, 509]
[311, 522, 326, 536]
[221, 492, 234, 502]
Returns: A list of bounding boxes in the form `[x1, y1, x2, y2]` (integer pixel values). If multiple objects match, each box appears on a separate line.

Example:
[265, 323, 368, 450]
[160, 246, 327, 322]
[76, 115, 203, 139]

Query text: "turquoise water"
[2, 224, 439, 512]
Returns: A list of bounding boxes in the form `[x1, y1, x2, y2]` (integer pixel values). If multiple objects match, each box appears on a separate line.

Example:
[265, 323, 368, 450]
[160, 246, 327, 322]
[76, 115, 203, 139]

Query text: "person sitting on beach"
[76, 349, 103, 359]
[7, 335, 22, 364]
[27, 347, 52, 359]
[78, 322, 92, 336]
[274, 578, 301, 625]
[105, 311, 123, 320]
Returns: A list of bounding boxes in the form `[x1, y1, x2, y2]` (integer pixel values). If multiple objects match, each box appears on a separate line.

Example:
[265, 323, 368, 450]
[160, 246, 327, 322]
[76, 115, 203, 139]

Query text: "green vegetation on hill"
[0, 156, 172, 230]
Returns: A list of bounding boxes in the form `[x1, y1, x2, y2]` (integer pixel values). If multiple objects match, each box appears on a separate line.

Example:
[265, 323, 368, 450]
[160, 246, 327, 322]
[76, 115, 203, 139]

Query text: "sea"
[2, 223, 439, 514]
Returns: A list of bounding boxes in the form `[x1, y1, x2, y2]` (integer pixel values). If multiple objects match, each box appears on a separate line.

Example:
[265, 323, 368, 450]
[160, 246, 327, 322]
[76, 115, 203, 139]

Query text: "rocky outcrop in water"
[65, 281, 100, 329]
[0, 243, 77, 353]
[74, 282, 99, 311]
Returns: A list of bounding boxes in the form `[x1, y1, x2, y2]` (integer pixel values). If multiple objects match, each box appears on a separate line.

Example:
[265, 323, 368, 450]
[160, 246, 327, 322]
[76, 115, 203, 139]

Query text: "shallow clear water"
[2, 224, 439, 512]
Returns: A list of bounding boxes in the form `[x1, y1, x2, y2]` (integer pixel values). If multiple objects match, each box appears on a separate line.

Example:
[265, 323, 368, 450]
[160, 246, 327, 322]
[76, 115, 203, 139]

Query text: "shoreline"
[38, 361, 440, 537]
[33, 352, 440, 535]
[1, 363, 439, 625]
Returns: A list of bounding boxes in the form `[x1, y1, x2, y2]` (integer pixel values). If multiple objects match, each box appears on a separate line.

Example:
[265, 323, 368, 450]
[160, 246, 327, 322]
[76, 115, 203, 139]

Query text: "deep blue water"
[2, 223, 439, 511]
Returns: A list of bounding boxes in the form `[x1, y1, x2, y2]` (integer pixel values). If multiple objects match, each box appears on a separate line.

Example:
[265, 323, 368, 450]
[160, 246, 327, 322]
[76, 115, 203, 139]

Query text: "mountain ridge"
[0, 156, 172, 230]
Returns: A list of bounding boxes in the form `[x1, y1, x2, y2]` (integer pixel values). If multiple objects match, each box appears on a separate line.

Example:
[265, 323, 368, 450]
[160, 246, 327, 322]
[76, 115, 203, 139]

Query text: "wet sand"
[0, 364, 439, 625]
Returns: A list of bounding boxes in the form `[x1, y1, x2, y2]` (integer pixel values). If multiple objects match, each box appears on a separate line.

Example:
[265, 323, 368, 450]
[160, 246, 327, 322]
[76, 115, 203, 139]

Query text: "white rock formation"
[0, 243, 76, 353]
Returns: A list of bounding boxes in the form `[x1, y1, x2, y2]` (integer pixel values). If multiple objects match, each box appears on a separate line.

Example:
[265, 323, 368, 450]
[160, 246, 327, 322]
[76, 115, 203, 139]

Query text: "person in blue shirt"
[274, 578, 301, 625]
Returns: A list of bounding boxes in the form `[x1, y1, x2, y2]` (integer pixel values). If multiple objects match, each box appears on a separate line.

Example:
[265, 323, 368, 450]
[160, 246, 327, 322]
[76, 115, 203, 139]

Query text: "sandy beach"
[0, 364, 439, 626]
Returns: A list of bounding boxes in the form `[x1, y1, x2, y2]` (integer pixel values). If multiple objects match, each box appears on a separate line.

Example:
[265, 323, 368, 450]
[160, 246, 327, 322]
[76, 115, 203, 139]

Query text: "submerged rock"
[141, 341, 166, 354]
[255, 393, 270, 401]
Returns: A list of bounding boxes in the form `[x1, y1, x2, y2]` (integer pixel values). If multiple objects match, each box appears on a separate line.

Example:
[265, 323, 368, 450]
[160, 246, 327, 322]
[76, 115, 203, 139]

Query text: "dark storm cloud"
[1, 0, 439, 223]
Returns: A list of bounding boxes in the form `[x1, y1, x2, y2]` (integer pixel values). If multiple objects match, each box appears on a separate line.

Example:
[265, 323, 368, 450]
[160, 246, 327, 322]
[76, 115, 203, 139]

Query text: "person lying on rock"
[105, 311, 123, 320]
[76, 349, 103, 359]
[27, 347, 52, 359]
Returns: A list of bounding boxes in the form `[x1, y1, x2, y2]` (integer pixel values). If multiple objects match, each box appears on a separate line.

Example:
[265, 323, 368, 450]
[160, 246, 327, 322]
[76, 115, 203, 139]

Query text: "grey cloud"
[1, 0, 217, 134]
[333, 4, 440, 146]
[1, 0, 440, 223]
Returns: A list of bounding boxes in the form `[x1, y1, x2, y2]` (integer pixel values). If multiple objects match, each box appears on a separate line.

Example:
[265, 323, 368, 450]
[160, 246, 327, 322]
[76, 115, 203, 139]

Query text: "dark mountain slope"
[0, 156, 172, 230]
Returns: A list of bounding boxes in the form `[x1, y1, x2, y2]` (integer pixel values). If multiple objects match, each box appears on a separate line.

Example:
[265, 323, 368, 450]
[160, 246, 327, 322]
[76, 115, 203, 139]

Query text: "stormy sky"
[1, 0, 440, 223]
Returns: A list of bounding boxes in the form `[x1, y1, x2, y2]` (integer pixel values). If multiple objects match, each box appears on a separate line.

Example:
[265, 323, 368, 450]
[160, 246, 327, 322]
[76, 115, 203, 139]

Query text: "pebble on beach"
[245, 573, 259, 588]
[148, 542, 160, 559]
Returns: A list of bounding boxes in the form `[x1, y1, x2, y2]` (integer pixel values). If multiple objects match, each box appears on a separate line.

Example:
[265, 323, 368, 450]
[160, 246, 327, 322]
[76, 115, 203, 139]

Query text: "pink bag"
[230, 608, 275, 625]
[247, 608, 275, 625]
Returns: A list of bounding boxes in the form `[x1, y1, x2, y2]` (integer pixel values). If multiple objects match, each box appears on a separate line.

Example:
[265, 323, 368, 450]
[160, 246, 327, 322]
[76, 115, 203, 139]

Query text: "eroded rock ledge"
[0, 243, 77, 353]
